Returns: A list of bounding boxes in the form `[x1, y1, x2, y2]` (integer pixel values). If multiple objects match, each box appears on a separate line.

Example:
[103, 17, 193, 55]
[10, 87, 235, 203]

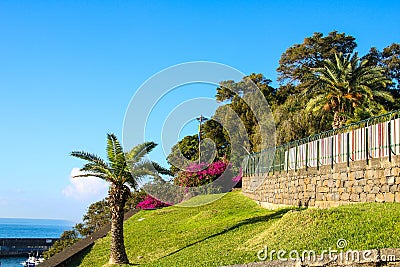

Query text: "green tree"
[382, 43, 400, 90]
[216, 73, 276, 153]
[71, 134, 169, 264]
[362, 44, 400, 110]
[307, 53, 393, 129]
[76, 199, 111, 237]
[201, 119, 230, 159]
[167, 135, 199, 174]
[277, 31, 357, 96]
[42, 230, 80, 259]
[274, 95, 333, 144]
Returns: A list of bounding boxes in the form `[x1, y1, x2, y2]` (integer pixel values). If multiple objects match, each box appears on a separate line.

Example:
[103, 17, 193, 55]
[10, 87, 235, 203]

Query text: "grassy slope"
[73, 191, 400, 267]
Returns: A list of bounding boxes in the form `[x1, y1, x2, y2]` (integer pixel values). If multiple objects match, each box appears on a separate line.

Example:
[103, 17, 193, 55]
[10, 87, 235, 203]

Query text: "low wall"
[40, 209, 138, 267]
[0, 238, 58, 256]
[243, 155, 400, 209]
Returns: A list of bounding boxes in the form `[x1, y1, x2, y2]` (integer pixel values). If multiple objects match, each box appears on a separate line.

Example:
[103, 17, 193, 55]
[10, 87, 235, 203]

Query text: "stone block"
[388, 176, 396, 185]
[360, 193, 367, 202]
[319, 187, 329, 193]
[376, 169, 384, 179]
[365, 170, 374, 179]
[391, 167, 400, 177]
[326, 193, 335, 201]
[371, 186, 380, 194]
[338, 188, 345, 194]
[396, 192, 400, 203]
[340, 172, 348, 180]
[381, 185, 390, 192]
[376, 193, 385, 203]
[390, 185, 397, 193]
[366, 194, 375, 202]
[355, 186, 363, 193]
[350, 193, 360, 202]
[341, 193, 350, 201]
[307, 184, 314, 191]
[385, 192, 395, 203]
[358, 178, 367, 186]
[364, 184, 372, 193]
[316, 193, 324, 201]
[345, 181, 354, 188]
[356, 170, 364, 179]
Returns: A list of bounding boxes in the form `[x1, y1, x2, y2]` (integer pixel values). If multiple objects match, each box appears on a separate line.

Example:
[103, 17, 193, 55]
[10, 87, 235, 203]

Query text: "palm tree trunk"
[332, 111, 346, 129]
[108, 185, 129, 264]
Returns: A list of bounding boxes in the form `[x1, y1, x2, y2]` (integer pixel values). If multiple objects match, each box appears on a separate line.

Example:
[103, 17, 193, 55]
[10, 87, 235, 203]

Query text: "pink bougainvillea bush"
[136, 159, 244, 208]
[136, 195, 172, 210]
[174, 159, 231, 188]
[173, 158, 242, 192]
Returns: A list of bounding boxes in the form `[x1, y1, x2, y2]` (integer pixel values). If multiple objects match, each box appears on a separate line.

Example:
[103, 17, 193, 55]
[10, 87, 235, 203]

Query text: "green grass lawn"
[71, 190, 400, 267]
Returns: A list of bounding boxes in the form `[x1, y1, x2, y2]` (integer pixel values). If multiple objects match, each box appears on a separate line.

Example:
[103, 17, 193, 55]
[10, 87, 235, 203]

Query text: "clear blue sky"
[0, 0, 399, 222]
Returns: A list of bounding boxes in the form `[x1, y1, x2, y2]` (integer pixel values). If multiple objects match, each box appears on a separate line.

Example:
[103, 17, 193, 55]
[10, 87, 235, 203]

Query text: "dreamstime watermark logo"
[122, 62, 275, 206]
[257, 239, 396, 263]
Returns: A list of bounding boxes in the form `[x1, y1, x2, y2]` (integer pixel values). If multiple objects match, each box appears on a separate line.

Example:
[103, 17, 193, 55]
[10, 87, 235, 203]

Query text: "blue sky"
[0, 1, 399, 222]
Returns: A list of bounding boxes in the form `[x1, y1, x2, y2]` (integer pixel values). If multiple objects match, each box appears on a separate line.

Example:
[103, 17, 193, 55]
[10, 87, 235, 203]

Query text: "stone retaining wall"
[243, 155, 400, 208]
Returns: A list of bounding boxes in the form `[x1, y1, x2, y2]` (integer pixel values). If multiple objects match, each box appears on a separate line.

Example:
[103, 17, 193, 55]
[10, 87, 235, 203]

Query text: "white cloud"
[62, 168, 109, 200]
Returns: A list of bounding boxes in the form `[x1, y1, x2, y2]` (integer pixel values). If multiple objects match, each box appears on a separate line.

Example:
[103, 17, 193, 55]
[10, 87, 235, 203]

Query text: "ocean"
[0, 218, 75, 267]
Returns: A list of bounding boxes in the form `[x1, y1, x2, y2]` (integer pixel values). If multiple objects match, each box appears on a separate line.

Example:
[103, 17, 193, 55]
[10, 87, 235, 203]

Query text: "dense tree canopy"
[277, 31, 357, 96]
[306, 52, 392, 128]
[167, 31, 400, 173]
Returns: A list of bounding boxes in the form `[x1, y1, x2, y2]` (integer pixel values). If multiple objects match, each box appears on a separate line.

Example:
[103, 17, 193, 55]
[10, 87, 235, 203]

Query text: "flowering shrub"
[174, 159, 231, 188]
[136, 195, 172, 210]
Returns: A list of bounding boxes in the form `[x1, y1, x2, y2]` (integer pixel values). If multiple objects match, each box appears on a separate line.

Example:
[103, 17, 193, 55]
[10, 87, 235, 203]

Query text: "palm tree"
[71, 134, 170, 264]
[306, 52, 392, 129]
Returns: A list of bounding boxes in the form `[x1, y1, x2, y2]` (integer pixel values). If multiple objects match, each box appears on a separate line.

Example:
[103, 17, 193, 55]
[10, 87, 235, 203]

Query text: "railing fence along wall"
[243, 110, 400, 177]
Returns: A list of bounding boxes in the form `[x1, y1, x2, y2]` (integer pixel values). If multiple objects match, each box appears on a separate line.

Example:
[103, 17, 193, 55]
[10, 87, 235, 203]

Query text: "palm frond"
[106, 133, 125, 167]
[71, 151, 109, 169]
[151, 162, 173, 176]
[126, 142, 158, 163]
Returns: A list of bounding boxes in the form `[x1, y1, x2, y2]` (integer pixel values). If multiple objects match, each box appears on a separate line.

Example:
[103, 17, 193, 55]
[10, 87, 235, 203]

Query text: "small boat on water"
[21, 252, 44, 266]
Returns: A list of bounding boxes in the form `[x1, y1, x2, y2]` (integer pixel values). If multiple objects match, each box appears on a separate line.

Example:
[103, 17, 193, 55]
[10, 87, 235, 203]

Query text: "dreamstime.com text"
[257, 239, 396, 263]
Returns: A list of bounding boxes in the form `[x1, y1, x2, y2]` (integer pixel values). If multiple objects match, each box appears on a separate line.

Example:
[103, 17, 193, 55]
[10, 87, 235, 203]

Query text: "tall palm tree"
[71, 134, 170, 264]
[306, 52, 392, 129]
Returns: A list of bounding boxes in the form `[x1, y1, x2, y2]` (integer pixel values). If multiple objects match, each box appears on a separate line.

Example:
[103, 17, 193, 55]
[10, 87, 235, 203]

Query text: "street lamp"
[196, 115, 208, 163]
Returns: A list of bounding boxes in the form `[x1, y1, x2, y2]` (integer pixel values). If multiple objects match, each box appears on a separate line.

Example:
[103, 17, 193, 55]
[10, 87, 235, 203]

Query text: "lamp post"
[196, 115, 208, 163]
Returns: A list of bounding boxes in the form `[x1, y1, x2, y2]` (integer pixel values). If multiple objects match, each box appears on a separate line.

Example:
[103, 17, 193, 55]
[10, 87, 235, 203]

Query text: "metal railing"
[243, 110, 400, 176]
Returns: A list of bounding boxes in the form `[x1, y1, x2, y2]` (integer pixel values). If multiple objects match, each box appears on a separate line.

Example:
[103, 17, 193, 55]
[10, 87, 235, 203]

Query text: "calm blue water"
[0, 257, 26, 267]
[0, 218, 75, 267]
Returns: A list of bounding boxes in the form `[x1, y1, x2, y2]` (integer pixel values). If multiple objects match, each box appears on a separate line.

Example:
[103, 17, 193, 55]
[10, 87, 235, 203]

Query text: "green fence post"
[388, 120, 392, 162]
[286, 146, 289, 173]
[366, 126, 369, 165]
[295, 142, 298, 172]
[331, 137, 334, 169]
[305, 140, 308, 171]
[317, 140, 320, 171]
[347, 132, 350, 167]
[272, 151, 275, 175]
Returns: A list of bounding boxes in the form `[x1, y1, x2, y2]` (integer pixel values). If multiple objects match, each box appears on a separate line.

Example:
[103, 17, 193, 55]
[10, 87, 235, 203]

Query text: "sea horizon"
[0, 217, 75, 239]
